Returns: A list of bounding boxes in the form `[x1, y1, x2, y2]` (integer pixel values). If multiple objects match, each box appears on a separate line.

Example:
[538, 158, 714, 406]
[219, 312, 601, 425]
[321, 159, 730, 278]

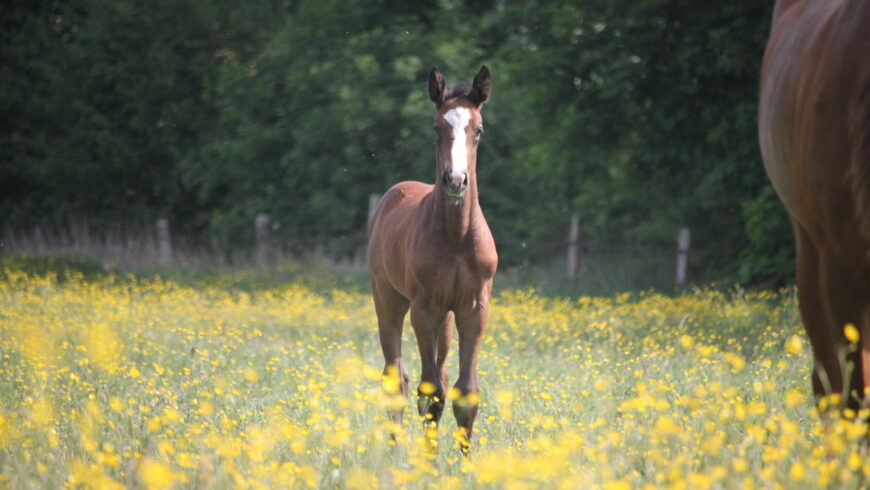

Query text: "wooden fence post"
[368, 194, 381, 225]
[156, 218, 173, 266]
[675, 226, 691, 287]
[256, 213, 271, 267]
[33, 226, 46, 255]
[567, 214, 581, 279]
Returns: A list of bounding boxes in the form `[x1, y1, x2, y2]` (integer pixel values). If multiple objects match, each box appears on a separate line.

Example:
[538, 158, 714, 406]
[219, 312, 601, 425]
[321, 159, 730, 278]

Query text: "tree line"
[1, 0, 789, 284]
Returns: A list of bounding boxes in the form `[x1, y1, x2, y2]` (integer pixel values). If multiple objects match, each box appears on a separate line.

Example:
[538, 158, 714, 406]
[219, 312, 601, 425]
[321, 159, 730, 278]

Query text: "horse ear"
[428, 67, 445, 105]
[469, 65, 491, 106]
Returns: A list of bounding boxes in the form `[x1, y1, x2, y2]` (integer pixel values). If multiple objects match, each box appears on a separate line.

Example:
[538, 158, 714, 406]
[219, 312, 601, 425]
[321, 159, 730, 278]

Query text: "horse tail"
[849, 69, 870, 257]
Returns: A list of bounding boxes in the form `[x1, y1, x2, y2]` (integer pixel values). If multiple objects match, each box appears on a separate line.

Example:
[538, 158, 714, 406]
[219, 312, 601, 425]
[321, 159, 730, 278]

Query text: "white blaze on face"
[442, 107, 472, 183]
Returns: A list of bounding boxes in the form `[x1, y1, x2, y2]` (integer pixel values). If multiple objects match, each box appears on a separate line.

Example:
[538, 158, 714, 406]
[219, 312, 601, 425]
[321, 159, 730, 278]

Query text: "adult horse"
[367, 66, 497, 453]
[759, 0, 870, 410]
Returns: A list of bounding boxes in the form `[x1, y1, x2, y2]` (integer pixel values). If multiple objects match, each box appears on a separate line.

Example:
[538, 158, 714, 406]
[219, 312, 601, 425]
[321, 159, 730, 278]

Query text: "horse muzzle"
[442, 169, 468, 199]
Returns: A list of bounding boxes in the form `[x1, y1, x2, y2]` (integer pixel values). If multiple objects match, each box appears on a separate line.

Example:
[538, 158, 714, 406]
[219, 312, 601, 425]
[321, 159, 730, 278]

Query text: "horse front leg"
[410, 302, 447, 429]
[452, 302, 489, 455]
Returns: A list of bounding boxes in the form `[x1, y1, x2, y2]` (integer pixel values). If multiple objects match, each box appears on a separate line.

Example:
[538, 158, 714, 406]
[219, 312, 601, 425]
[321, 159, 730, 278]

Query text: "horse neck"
[433, 174, 479, 245]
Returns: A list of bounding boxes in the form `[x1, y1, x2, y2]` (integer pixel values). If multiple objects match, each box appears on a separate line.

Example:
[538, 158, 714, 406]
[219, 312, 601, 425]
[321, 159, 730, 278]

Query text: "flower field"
[1, 262, 869, 489]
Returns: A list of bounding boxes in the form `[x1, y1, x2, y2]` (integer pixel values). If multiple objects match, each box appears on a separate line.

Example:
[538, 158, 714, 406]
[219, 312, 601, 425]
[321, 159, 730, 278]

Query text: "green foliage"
[1, 0, 279, 229]
[2, 0, 788, 285]
[739, 187, 793, 285]
[485, 0, 778, 275]
[183, 0, 438, 248]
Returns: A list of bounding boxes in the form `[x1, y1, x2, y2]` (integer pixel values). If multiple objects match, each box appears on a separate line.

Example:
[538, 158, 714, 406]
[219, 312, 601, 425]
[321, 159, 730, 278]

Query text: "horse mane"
[444, 83, 471, 101]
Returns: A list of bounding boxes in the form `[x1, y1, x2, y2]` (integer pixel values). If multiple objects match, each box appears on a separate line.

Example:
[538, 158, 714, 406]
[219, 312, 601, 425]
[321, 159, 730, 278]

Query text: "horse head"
[428, 66, 491, 204]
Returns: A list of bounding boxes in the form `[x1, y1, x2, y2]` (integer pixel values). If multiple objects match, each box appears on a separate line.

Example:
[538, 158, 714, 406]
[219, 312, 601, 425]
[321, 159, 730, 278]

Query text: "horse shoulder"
[469, 219, 498, 280]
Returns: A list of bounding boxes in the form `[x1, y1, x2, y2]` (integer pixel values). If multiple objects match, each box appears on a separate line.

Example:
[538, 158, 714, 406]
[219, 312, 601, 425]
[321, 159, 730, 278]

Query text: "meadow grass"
[0, 260, 868, 489]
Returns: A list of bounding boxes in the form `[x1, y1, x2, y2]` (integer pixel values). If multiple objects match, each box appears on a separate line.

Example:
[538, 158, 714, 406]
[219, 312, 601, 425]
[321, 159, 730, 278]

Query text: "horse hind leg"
[794, 227, 842, 405]
[409, 303, 447, 429]
[825, 261, 870, 408]
[422, 311, 452, 448]
[373, 280, 410, 426]
[794, 224, 852, 412]
[436, 312, 454, 390]
[859, 303, 870, 408]
[817, 250, 868, 410]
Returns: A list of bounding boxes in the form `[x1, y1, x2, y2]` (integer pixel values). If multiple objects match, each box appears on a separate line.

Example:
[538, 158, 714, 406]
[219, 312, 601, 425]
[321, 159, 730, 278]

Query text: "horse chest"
[410, 245, 490, 308]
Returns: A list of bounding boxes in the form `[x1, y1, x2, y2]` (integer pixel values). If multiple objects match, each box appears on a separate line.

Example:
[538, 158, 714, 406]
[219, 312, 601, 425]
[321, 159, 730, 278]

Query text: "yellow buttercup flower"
[138, 459, 178, 490]
[844, 323, 860, 344]
[785, 334, 803, 355]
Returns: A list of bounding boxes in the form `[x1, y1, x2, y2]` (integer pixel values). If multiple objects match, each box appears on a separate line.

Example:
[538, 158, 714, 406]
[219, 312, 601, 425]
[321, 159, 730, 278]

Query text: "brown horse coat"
[759, 0, 870, 407]
[368, 67, 497, 451]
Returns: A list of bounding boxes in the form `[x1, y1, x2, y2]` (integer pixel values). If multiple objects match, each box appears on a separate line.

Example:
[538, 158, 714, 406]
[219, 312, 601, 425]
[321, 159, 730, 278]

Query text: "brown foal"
[367, 66, 497, 453]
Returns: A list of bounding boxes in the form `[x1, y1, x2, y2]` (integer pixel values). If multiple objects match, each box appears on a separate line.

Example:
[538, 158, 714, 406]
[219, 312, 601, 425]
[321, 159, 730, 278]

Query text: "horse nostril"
[442, 170, 451, 186]
[462, 173, 468, 187]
